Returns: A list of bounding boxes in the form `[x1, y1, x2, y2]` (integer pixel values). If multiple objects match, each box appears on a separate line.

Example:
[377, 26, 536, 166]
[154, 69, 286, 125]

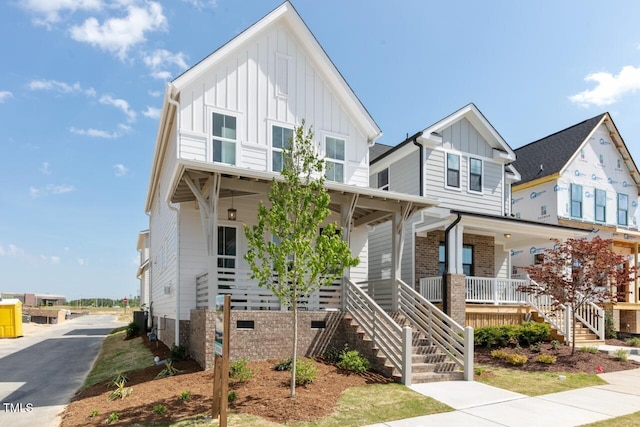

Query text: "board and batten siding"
[176, 22, 369, 187]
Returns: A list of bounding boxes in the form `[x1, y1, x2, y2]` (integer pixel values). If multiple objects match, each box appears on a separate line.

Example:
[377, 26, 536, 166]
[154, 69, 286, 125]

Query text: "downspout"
[442, 213, 462, 313]
[167, 89, 181, 347]
[412, 134, 424, 197]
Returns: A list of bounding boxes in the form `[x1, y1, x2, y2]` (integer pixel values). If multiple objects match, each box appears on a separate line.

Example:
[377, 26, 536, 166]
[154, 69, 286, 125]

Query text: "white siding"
[368, 222, 392, 281]
[350, 226, 368, 283]
[390, 148, 420, 195]
[176, 23, 370, 187]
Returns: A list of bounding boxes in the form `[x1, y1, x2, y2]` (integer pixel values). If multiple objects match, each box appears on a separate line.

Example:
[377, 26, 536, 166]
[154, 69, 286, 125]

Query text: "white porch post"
[391, 203, 413, 311]
[340, 194, 358, 311]
[185, 172, 221, 309]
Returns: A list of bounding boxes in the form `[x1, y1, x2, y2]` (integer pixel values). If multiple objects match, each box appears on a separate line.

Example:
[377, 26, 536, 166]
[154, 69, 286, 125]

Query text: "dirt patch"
[475, 340, 640, 373]
[59, 336, 391, 426]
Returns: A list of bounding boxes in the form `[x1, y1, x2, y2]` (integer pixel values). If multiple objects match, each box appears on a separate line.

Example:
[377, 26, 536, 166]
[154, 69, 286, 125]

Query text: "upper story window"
[595, 189, 606, 222]
[617, 159, 622, 169]
[325, 136, 345, 183]
[272, 125, 294, 172]
[618, 193, 629, 226]
[580, 149, 585, 160]
[469, 158, 482, 192]
[446, 153, 460, 188]
[377, 168, 389, 191]
[599, 154, 604, 166]
[212, 112, 237, 165]
[570, 183, 582, 218]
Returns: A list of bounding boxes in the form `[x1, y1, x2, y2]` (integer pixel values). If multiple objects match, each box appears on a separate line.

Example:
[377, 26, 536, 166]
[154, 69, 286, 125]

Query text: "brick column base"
[444, 274, 466, 326]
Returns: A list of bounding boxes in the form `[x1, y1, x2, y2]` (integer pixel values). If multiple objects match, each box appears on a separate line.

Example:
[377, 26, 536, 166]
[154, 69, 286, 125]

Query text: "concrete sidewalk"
[366, 367, 640, 427]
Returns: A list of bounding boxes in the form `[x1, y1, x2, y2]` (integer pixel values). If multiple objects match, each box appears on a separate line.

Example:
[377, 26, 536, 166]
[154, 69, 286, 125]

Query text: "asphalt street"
[0, 315, 124, 427]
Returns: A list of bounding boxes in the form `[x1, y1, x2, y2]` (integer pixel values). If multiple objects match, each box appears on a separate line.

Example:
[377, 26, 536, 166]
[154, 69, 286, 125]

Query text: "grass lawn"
[474, 364, 607, 396]
[583, 412, 640, 426]
[83, 329, 155, 388]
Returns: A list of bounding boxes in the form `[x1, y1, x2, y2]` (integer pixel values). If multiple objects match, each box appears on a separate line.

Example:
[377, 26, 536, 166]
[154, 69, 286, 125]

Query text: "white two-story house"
[511, 113, 640, 333]
[369, 104, 587, 327]
[143, 2, 449, 381]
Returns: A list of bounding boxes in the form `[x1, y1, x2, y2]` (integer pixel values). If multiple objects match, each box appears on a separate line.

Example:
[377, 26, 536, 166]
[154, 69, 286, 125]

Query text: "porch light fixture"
[228, 191, 237, 221]
[504, 233, 511, 238]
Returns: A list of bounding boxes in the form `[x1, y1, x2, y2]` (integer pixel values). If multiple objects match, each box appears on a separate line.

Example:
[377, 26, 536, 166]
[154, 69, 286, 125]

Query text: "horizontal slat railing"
[398, 279, 473, 381]
[345, 280, 411, 384]
[194, 269, 342, 311]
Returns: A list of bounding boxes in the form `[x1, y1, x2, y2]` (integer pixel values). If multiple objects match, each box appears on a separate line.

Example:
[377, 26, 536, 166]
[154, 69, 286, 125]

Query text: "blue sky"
[2, 0, 640, 301]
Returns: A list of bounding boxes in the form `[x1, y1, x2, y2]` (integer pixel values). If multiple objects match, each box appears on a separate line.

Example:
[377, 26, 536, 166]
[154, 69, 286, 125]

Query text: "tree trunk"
[571, 304, 576, 356]
[290, 299, 298, 398]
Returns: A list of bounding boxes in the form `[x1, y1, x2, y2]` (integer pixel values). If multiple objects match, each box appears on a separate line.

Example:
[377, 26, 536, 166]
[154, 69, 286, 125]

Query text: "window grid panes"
[447, 153, 460, 188]
[325, 136, 345, 182]
[217, 226, 236, 269]
[595, 189, 606, 222]
[438, 243, 473, 275]
[469, 158, 482, 192]
[570, 183, 583, 218]
[272, 125, 294, 172]
[212, 113, 236, 165]
[618, 193, 629, 226]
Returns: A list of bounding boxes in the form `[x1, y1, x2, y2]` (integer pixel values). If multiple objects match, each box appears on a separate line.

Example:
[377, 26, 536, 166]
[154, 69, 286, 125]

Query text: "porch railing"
[195, 270, 341, 311]
[344, 279, 412, 384]
[398, 279, 473, 381]
[418, 276, 605, 343]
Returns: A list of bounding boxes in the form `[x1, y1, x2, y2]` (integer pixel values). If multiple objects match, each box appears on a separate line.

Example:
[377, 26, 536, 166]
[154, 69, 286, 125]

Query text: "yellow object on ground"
[0, 298, 23, 338]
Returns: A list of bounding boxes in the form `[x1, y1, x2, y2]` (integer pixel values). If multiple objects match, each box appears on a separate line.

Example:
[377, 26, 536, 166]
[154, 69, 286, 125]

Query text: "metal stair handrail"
[344, 279, 412, 384]
[397, 279, 474, 381]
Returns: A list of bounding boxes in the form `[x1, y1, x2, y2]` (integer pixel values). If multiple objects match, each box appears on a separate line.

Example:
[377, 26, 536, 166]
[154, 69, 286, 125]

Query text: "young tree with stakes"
[244, 121, 359, 397]
[521, 236, 635, 355]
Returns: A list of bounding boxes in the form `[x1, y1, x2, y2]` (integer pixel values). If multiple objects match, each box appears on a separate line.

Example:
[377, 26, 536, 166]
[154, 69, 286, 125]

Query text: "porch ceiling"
[168, 159, 439, 227]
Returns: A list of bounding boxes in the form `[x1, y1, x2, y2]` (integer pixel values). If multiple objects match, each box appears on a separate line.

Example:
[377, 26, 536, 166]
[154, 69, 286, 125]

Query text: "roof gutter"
[411, 131, 424, 197]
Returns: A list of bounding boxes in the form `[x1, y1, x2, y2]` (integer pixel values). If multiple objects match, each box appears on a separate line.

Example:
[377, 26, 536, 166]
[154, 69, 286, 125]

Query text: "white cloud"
[148, 90, 162, 97]
[0, 91, 13, 103]
[30, 184, 76, 198]
[39, 161, 51, 175]
[143, 49, 188, 79]
[569, 65, 640, 107]
[181, 0, 218, 9]
[69, 1, 167, 61]
[69, 126, 121, 138]
[0, 243, 25, 257]
[21, 0, 103, 27]
[77, 258, 88, 266]
[28, 79, 95, 96]
[142, 106, 161, 119]
[113, 163, 129, 176]
[100, 95, 136, 121]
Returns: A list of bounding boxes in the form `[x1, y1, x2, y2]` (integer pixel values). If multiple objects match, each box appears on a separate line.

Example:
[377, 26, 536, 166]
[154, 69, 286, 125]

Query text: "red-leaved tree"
[520, 236, 635, 355]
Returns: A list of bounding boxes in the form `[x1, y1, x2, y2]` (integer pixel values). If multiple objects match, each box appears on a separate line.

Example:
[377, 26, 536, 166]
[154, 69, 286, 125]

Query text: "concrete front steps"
[344, 313, 464, 384]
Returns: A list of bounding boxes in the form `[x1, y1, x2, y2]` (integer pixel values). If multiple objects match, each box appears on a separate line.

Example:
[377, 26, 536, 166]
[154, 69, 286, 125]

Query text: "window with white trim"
[599, 154, 604, 166]
[618, 193, 629, 226]
[377, 168, 389, 191]
[272, 125, 294, 172]
[217, 226, 236, 269]
[212, 112, 237, 165]
[446, 153, 460, 188]
[570, 183, 582, 218]
[325, 136, 345, 182]
[469, 157, 482, 192]
[595, 189, 606, 222]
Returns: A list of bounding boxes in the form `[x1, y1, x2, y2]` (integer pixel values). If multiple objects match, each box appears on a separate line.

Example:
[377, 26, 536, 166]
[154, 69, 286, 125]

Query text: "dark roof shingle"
[513, 114, 606, 184]
[369, 143, 395, 163]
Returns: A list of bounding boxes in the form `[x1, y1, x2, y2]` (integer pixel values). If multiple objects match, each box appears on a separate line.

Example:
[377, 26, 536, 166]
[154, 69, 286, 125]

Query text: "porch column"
[340, 194, 357, 311]
[444, 273, 466, 326]
[391, 203, 413, 311]
[635, 243, 639, 304]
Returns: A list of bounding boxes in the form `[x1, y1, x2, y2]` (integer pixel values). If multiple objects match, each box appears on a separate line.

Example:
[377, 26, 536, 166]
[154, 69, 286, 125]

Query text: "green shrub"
[323, 345, 346, 363]
[625, 337, 640, 347]
[156, 361, 183, 379]
[273, 358, 292, 372]
[228, 391, 237, 403]
[89, 409, 99, 418]
[531, 342, 542, 353]
[153, 404, 166, 415]
[107, 371, 128, 388]
[519, 322, 551, 345]
[170, 345, 187, 361]
[107, 412, 120, 424]
[125, 322, 141, 338]
[536, 354, 557, 364]
[295, 359, 317, 386]
[578, 346, 599, 354]
[490, 349, 509, 360]
[337, 350, 370, 373]
[229, 358, 253, 383]
[605, 311, 617, 339]
[613, 348, 629, 362]
[550, 340, 560, 350]
[179, 390, 191, 401]
[505, 353, 528, 366]
[107, 380, 133, 401]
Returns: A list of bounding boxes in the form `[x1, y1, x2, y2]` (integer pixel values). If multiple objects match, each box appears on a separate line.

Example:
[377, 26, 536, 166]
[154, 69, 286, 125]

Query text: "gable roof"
[370, 103, 515, 166]
[145, 1, 381, 212]
[370, 142, 395, 163]
[512, 113, 606, 184]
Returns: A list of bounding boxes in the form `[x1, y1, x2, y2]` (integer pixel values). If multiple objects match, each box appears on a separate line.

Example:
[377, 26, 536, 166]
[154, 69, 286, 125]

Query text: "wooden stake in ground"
[212, 295, 230, 426]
